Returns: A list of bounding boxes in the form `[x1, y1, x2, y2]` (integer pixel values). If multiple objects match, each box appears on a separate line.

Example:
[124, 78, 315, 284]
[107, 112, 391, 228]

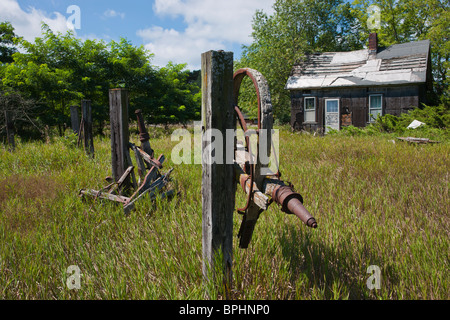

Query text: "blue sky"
[0, 0, 275, 70]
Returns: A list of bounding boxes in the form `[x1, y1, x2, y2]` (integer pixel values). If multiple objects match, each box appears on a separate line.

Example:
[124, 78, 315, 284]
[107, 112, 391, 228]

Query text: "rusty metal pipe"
[272, 186, 317, 228]
[135, 109, 154, 158]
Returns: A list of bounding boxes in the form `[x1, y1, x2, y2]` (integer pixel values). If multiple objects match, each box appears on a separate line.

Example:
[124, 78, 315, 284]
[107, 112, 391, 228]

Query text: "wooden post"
[81, 100, 94, 157]
[109, 89, 132, 193]
[4, 110, 15, 151]
[70, 105, 80, 134]
[201, 50, 235, 295]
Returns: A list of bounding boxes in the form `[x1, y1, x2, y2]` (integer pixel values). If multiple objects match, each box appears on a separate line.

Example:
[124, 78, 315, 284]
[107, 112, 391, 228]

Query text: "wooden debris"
[397, 137, 440, 144]
[80, 100, 175, 214]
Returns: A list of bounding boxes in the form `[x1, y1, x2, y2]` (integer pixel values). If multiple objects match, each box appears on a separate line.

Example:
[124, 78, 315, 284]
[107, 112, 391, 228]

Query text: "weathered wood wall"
[290, 84, 424, 131]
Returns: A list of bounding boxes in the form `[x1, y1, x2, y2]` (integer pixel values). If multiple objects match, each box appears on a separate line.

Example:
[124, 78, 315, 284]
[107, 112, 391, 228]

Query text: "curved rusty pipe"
[272, 186, 317, 228]
[235, 105, 255, 213]
[233, 68, 262, 130]
[135, 109, 154, 158]
[233, 70, 260, 214]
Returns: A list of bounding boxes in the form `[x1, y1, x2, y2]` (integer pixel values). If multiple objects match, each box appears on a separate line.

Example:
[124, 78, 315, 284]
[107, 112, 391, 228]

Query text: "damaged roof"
[286, 40, 430, 90]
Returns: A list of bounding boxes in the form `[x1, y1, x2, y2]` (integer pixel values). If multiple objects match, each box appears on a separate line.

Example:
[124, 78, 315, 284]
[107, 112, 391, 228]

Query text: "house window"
[304, 97, 316, 122]
[369, 94, 383, 122]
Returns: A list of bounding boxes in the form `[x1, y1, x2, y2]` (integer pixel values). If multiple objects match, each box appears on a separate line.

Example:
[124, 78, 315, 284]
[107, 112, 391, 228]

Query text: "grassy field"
[0, 126, 448, 300]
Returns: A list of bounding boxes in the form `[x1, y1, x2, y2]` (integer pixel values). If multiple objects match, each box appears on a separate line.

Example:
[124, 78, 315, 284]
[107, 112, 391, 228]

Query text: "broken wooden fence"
[79, 88, 174, 214]
[70, 100, 95, 158]
[4, 110, 15, 152]
[397, 137, 441, 144]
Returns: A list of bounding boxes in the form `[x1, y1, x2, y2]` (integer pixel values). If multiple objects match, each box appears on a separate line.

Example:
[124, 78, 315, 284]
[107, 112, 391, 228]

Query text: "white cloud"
[137, 26, 225, 70]
[103, 9, 125, 20]
[153, 0, 273, 43]
[0, 0, 72, 42]
[138, 0, 274, 69]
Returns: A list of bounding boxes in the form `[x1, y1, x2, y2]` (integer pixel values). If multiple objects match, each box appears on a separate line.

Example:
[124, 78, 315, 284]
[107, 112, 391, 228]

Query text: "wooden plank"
[116, 166, 135, 187]
[70, 105, 80, 134]
[125, 145, 137, 190]
[397, 137, 440, 144]
[77, 116, 84, 147]
[138, 148, 163, 169]
[201, 50, 235, 292]
[131, 143, 147, 182]
[81, 100, 94, 157]
[4, 110, 15, 152]
[109, 89, 132, 193]
[128, 154, 165, 201]
[123, 168, 174, 215]
[234, 163, 269, 211]
[79, 189, 130, 204]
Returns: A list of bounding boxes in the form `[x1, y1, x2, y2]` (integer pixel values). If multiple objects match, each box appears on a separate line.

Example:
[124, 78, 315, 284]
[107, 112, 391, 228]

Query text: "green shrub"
[330, 103, 449, 140]
[332, 125, 365, 136]
[61, 132, 79, 149]
[396, 103, 449, 129]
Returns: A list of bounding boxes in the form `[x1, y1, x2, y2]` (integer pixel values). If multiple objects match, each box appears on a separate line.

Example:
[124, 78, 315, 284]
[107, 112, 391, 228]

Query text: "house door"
[325, 99, 340, 133]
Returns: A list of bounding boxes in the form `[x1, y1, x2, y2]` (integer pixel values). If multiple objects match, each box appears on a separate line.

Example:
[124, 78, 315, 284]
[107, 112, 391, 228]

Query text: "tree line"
[0, 23, 201, 138]
[236, 0, 449, 122]
[1, 0, 449, 139]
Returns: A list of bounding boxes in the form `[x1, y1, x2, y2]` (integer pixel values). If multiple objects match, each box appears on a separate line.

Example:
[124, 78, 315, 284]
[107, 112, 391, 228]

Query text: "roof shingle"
[286, 40, 430, 90]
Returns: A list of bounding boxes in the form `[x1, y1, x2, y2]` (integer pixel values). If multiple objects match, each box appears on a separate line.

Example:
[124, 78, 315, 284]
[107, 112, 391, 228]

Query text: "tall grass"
[0, 127, 448, 299]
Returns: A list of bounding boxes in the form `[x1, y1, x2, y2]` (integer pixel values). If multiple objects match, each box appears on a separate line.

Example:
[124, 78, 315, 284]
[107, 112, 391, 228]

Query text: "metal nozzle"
[272, 186, 317, 228]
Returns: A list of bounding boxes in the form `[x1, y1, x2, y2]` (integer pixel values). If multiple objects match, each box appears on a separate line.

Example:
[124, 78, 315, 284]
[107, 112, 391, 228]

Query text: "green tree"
[351, 0, 449, 101]
[1, 24, 160, 132]
[0, 21, 18, 64]
[423, 0, 450, 101]
[237, 0, 360, 122]
[0, 90, 39, 137]
[1, 22, 201, 134]
[3, 25, 90, 130]
[150, 62, 201, 125]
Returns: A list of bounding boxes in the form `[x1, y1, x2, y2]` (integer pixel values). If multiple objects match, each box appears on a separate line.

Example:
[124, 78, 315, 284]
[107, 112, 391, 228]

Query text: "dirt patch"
[0, 174, 61, 203]
[0, 174, 62, 235]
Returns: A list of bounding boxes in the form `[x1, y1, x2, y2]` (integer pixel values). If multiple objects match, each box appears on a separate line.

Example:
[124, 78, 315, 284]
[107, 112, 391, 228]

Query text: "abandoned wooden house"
[286, 33, 432, 132]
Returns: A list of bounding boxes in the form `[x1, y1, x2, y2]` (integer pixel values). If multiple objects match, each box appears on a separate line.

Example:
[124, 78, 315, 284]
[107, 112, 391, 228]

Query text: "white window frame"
[369, 94, 383, 122]
[304, 97, 316, 123]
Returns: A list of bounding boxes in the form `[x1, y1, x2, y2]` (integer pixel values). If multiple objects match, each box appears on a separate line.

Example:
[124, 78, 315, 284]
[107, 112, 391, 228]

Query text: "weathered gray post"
[81, 100, 94, 157]
[4, 110, 15, 151]
[70, 105, 80, 134]
[201, 50, 235, 295]
[109, 89, 132, 192]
